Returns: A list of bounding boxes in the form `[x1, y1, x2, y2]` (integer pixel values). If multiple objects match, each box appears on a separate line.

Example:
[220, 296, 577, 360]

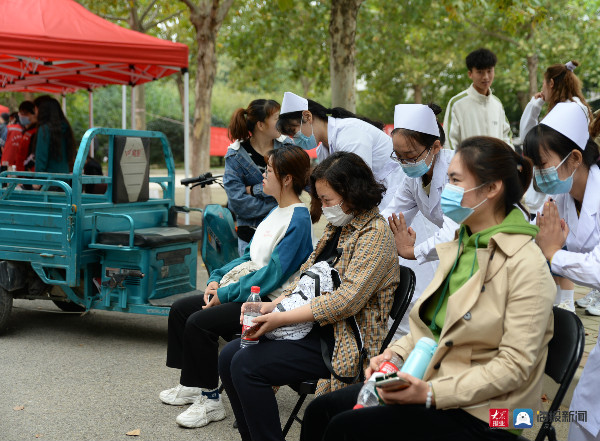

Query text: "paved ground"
[1, 168, 597, 440]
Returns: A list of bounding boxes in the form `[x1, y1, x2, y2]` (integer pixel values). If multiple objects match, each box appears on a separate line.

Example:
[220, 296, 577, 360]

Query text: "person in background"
[276, 91, 402, 209]
[301, 137, 554, 441]
[33, 95, 75, 174]
[381, 103, 457, 337]
[224, 99, 292, 256]
[443, 48, 512, 150]
[218, 152, 399, 441]
[523, 102, 600, 441]
[0, 112, 8, 151]
[160, 146, 313, 429]
[1, 101, 35, 171]
[520, 60, 593, 312]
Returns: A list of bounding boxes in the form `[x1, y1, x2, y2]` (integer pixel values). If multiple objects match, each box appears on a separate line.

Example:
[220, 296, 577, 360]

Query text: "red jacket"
[0, 124, 24, 167]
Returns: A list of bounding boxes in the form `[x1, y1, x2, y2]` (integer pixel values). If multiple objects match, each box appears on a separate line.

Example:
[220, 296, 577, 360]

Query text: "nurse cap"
[394, 104, 440, 137]
[540, 101, 589, 150]
[281, 92, 308, 115]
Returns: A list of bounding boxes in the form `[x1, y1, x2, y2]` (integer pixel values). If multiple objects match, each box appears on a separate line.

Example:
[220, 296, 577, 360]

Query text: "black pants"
[166, 295, 243, 389]
[218, 330, 331, 441]
[301, 383, 519, 441]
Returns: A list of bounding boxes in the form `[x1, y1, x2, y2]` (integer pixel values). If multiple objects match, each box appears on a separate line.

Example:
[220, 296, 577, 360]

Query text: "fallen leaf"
[35, 434, 43, 438]
[126, 429, 141, 436]
[13, 405, 24, 411]
[541, 394, 548, 402]
[585, 332, 590, 336]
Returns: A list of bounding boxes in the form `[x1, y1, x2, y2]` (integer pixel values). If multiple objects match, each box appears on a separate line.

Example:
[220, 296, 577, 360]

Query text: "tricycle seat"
[97, 225, 202, 248]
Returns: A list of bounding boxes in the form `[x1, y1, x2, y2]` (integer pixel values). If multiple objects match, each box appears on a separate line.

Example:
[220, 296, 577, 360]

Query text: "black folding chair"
[517, 306, 585, 441]
[281, 265, 416, 438]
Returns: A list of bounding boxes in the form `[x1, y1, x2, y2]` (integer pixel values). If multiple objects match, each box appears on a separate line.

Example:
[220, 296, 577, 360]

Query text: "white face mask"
[322, 202, 354, 226]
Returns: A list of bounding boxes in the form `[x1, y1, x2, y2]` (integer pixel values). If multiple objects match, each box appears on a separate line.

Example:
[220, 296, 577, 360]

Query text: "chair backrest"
[379, 265, 416, 354]
[545, 306, 585, 411]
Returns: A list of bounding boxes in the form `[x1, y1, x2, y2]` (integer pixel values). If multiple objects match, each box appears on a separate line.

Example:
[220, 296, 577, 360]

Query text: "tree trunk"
[526, 53, 538, 99]
[413, 84, 423, 104]
[135, 84, 146, 130]
[329, 0, 363, 111]
[185, 0, 234, 208]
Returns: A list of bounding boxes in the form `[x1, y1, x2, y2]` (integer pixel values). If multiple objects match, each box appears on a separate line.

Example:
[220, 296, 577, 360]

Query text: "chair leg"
[282, 393, 308, 438]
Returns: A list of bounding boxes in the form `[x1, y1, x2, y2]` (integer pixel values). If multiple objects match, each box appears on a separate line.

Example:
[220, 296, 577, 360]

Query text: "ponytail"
[544, 61, 591, 116]
[227, 99, 281, 142]
[228, 108, 249, 142]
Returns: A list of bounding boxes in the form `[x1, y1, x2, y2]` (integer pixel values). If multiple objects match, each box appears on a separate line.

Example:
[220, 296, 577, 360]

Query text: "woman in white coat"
[379, 103, 459, 336]
[519, 60, 594, 311]
[523, 101, 600, 441]
[276, 92, 401, 209]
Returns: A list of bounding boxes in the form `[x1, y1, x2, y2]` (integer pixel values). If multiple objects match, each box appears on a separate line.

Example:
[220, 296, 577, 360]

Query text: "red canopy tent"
[0, 0, 188, 94]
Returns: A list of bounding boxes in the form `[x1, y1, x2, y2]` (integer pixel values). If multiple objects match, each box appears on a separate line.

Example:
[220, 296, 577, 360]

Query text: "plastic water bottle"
[400, 337, 438, 379]
[240, 286, 262, 348]
[353, 353, 404, 409]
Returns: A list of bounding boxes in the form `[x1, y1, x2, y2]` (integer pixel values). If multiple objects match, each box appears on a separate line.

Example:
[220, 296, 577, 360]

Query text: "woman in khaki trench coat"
[301, 136, 555, 441]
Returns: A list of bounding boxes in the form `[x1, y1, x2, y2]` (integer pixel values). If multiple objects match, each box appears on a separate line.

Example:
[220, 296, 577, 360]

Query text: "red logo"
[489, 409, 509, 428]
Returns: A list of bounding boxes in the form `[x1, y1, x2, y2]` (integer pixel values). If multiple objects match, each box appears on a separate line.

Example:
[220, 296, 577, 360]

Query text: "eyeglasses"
[390, 147, 430, 165]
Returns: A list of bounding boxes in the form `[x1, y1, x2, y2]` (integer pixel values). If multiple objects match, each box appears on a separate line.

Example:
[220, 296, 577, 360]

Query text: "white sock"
[560, 289, 574, 306]
[554, 286, 561, 305]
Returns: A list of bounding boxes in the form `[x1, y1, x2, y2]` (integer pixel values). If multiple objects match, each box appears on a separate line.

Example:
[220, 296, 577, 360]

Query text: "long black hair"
[34, 96, 75, 167]
[276, 99, 384, 136]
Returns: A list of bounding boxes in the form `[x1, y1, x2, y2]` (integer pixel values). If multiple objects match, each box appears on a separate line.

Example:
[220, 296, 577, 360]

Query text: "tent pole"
[184, 70, 190, 225]
[62, 95, 67, 117]
[122, 85, 127, 129]
[131, 85, 136, 130]
[89, 90, 94, 157]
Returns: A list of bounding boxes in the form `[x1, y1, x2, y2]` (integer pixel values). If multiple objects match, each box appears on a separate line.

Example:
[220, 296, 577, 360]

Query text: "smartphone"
[375, 373, 411, 390]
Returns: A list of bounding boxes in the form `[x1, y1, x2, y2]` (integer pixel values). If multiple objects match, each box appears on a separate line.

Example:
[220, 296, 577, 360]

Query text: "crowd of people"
[157, 47, 600, 441]
[2, 48, 597, 441]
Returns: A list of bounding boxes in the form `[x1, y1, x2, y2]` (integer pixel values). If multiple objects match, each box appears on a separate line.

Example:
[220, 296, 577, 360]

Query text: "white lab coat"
[547, 164, 600, 440]
[381, 149, 460, 264]
[379, 149, 459, 337]
[319, 116, 401, 208]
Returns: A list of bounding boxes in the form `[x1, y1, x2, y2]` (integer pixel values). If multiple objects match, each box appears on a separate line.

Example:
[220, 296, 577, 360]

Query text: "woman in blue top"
[33, 96, 75, 174]
[159, 145, 314, 429]
[224, 99, 292, 255]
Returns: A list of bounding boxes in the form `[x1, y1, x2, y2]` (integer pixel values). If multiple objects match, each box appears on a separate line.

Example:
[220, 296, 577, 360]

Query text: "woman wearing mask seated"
[301, 137, 555, 441]
[159, 145, 313, 429]
[218, 152, 400, 441]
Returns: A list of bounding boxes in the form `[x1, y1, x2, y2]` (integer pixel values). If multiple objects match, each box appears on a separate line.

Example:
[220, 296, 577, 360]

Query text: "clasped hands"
[535, 199, 569, 262]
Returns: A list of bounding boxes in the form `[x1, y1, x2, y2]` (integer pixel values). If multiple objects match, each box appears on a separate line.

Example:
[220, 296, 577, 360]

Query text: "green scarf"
[423, 208, 538, 339]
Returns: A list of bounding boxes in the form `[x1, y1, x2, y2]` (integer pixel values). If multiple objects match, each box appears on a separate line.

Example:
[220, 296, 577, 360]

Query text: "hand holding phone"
[375, 372, 411, 391]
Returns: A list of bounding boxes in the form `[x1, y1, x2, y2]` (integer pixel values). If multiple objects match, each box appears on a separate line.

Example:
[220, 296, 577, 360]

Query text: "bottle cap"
[251, 286, 260, 294]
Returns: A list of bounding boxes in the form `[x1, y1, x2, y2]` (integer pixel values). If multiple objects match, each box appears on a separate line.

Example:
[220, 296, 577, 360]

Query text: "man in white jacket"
[443, 48, 512, 150]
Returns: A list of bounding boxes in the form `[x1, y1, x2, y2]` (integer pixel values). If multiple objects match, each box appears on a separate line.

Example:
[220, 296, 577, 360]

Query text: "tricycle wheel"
[52, 300, 86, 313]
[0, 286, 13, 335]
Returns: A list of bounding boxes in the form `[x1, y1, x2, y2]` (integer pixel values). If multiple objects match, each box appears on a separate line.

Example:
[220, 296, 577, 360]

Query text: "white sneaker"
[176, 394, 226, 428]
[557, 301, 576, 313]
[159, 384, 202, 405]
[576, 289, 600, 308]
[586, 298, 600, 316]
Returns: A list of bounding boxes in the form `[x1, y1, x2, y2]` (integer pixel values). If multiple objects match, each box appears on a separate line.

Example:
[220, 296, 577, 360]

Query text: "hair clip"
[565, 61, 576, 72]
